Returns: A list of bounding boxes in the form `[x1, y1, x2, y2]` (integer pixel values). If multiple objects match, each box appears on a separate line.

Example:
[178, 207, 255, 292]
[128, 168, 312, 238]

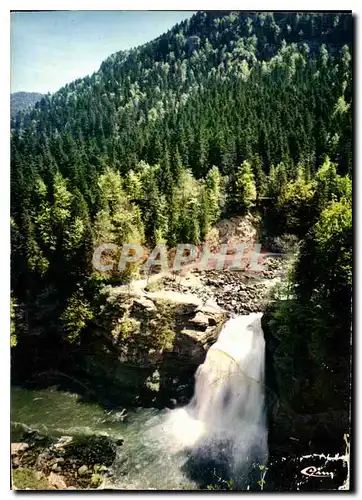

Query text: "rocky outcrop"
[96, 288, 227, 366]
[79, 253, 286, 407]
[11, 431, 121, 490]
[78, 289, 227, 407]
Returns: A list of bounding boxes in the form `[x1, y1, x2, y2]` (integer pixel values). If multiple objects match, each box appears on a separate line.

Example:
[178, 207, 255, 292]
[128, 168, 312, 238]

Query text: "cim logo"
[301, 466, 334, 479]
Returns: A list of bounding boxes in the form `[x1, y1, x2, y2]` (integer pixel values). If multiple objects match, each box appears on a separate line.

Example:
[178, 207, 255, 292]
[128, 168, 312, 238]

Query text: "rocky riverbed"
[11, 430, 122, 490]
[161, 256, 286, 316]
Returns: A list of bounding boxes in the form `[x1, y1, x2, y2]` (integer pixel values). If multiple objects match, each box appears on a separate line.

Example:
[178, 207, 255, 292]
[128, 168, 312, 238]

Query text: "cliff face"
[79, 289, 228, 407]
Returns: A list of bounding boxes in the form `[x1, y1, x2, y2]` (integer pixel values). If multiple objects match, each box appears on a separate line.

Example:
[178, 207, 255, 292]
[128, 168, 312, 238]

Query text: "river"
[12, 386, 199, 489]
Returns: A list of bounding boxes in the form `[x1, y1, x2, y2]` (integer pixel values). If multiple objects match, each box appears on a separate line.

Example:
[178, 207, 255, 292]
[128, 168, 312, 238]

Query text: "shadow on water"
[12, 368, 168, 413]
[181, 442, 233, 490]
[11, 336, 194, 413]
[180, 439, 263, 490]
[11, 319, 199, 414]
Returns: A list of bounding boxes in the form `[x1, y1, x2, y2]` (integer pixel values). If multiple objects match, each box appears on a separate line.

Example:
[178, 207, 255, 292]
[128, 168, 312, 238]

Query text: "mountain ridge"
[11, 91, 45, 117]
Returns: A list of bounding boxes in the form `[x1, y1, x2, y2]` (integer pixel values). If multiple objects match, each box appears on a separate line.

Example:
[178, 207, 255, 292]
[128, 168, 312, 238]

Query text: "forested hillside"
[11, 11, 352, 383]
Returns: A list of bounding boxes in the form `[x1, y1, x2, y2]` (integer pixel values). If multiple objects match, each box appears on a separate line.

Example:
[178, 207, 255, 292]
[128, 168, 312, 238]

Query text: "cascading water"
[169, 312, 267, 488]
[190, 312, 267, 475]
[112, 312, 267, 489]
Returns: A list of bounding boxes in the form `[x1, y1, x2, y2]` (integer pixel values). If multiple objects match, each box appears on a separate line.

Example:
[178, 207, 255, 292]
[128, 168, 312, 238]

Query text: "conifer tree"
[235, 160, 257, 210]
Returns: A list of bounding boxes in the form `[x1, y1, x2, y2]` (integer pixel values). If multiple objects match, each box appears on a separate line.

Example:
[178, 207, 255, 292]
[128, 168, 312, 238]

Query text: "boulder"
[11, 443, 29, 455]
[189, 311, 210, 328]
[54, 436, 73, 449]
[48, 472, 67, 489]
[133, 297, 157, 312]
[77, 465, 89, 476]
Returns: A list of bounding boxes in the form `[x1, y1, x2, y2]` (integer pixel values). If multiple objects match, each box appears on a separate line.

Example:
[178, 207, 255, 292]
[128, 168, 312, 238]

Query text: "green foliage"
[228, 160, 257, 212]
[314, 156, 351, 210]
[10, 297, 17, 347]
[251, 154, 267, 199]
[203, 166, 222, 229]
[27, 222, 50, 275]
[314, 157, 339, 206]
[90, 473, 103, 487]
[267, 163, 288, 199]
[257, 465, 268, 491]
[276, 166, 316, 233]
[94, 168, 145, 246]
[52, 171, 72, 225]
[60, 291, 94, 343]
[169, 168, 203, 244]
[207, 479, 234, 490]
[297, 197, 352, 299]
[138, 162, 169, 244]
[33, 177, 55, 249]
[112, 311, 140, 340]
[266, 196, 352, 414]
[236, 161, 257, 209]
[12, 467, 51, 490]
[123, 169, 143, 200]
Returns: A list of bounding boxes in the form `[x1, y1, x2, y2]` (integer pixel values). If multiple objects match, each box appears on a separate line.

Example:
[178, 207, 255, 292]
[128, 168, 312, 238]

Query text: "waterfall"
[115, 312, 267, 489]
[160, 312, 267, 487]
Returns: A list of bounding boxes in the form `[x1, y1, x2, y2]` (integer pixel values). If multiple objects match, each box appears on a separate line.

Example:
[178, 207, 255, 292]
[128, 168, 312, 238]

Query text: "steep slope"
[11, 12, 352, 175]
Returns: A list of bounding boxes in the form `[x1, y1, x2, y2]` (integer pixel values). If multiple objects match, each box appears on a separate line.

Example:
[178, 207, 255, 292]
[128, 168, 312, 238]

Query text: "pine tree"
[234, 160, 257, 211]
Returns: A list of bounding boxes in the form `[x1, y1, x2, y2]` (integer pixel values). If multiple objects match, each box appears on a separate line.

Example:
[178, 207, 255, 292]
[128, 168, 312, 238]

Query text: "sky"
[11, 11, 195, 94]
